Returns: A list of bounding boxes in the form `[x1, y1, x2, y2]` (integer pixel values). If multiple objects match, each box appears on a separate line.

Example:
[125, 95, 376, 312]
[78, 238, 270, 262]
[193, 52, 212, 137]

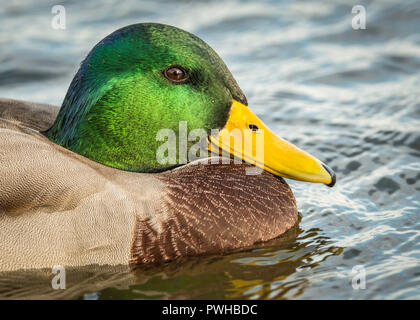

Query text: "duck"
[0, 23, 335, 271]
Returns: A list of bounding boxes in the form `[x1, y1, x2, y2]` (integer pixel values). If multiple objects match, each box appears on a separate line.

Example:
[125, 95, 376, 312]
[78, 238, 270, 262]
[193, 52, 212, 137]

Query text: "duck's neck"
[43, 78, 177, 173]
[130, 161, 298, 264]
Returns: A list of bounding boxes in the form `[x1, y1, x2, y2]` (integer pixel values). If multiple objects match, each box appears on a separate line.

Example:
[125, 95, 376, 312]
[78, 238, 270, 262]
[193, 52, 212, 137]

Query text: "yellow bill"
[208, 100, 336, 187]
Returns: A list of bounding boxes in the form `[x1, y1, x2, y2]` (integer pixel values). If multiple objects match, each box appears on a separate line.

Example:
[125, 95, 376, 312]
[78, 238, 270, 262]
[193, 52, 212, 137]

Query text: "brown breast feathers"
[130, 161, 298, 264]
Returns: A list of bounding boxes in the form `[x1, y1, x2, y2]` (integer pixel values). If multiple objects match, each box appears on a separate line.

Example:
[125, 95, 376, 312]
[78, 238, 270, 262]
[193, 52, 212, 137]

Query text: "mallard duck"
[0, 23, 335, 271]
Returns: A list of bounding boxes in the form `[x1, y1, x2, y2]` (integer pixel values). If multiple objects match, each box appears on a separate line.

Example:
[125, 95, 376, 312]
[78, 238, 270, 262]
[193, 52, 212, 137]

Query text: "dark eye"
[163, 66, 188, 83]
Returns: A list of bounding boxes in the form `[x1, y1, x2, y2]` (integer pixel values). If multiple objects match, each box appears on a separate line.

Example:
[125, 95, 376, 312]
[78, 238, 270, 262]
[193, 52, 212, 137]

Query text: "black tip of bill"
[322, 164, 336, 188]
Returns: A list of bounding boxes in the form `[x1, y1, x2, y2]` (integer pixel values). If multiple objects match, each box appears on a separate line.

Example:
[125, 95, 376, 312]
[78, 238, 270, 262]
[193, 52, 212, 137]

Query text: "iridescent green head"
[44, 23, 336, 187]
[44, 23, 247, 172]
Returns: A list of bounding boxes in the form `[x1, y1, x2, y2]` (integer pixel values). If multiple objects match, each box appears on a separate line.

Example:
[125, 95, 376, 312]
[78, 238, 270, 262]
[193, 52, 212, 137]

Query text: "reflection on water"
[225, 226, 343, 300]
[0, 0, 419, 299]
[0, 223, 344, 300]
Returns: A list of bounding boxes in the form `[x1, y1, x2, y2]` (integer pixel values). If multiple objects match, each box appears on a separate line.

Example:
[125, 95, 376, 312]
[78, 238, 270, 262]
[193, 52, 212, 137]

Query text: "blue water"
[0, 0, 419, 299]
